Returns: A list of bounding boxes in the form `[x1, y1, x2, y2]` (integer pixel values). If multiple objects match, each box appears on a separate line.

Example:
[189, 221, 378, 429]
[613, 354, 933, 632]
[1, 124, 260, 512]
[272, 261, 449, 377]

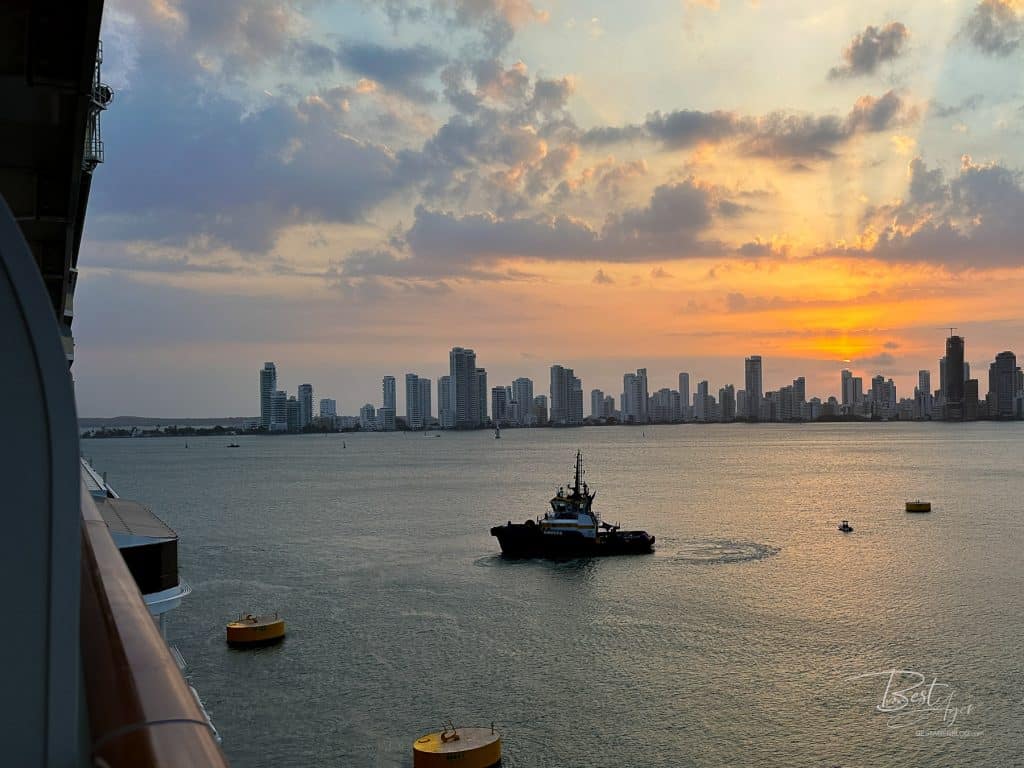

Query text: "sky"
[73, 0, 1024, 417]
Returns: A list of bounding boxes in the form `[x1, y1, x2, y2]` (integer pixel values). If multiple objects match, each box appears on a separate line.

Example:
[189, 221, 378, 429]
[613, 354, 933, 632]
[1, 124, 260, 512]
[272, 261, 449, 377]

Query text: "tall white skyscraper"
[744, 355, 763, 420]
[476, 368, 488, 424]
[417, 377, 432, 427]
[260, 362, 277, 428]
[678, 372, 690, 409]
[512, 377, 534, 425]
[591, 389, 605, 418]
[406, 374, 425, 429]
[550, 365, 582, 425]
[382, 376, 396, 412]
[622, 368, 649, 424]
[449, 347, 478, 428]
[438, 374, 454, 428]
[297, 383, 313, 428]
[271, 389, 288, 431]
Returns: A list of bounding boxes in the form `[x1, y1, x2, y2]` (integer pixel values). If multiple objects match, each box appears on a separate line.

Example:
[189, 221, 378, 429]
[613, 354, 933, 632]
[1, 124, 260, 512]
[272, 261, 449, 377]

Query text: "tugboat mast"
[573, 450, 583, 495]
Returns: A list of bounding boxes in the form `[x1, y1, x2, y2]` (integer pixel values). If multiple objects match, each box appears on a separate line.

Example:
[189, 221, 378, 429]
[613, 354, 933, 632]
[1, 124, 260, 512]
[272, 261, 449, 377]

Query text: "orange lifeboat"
[226, 613, 286, 646]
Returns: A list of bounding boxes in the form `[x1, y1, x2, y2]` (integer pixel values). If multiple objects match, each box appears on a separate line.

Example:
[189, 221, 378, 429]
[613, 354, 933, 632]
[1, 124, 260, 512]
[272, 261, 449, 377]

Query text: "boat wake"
[668, 538, 779, 565]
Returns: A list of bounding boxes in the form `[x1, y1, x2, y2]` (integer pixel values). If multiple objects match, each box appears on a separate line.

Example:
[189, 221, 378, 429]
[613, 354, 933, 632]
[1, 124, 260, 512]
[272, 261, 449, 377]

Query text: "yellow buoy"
[226, 613, 286, 646]
[413, 723, 501, 768]
[905, 500, 931, 513]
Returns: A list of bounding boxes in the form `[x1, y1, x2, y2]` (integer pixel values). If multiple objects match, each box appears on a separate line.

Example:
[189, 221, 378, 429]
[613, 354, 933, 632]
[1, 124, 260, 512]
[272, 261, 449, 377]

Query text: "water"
[84, 423, 1024, 767]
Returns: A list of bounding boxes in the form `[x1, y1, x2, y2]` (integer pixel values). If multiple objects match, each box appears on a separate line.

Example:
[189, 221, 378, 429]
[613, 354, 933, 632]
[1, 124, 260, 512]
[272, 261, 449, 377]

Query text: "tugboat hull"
[490, 522, 655, 559]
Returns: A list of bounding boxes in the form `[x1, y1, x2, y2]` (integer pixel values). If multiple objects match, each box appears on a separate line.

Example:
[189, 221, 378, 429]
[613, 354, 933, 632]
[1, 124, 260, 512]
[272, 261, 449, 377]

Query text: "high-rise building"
[695, 380, 709, 422]
[377, 407, 396, 431]
[438, 375, 454, 428]
[359, 404, 376, 430]
[491, 386, 508, 424]
[449, 347, 478, 428]
[744, 356, 763, 420]
[719, 385, 736, 422]
[260, 362, 277, 429]
[991, 351, 1017, 419]
[270, 389, 288, 431]
[476, 368, 488, 424]
[550, 365, 582, 425]
[603, 395, 616, 419]
[678, 373, 690, 409]
[650, 388, 675, 423]
[319, 398, 337, 418]
[841, 369, 853, 407]
[406, 374, 426, 429]
[532, 394, 548, 425]
[297, 383, 313, 429]
[417, 378, 432, 427]
[944, 335, 965, 420]
[591, 389, 605, 419]
[512, 378, 534, 426]
[286, 396, 300, 432]
[382, 376, 396, 413]
[918, 370, 931, 396]
[622, 369, 649, 424]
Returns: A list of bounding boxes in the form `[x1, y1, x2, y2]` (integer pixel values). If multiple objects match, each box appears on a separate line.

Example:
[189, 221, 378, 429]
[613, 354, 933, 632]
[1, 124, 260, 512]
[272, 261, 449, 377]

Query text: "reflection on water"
[86, 423, 1024, 767]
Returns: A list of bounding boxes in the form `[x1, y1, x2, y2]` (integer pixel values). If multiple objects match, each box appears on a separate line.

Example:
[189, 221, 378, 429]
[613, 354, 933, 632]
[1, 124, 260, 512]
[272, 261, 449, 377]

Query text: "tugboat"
[490, 451, 655, 558]
[838, 520, 853, 533]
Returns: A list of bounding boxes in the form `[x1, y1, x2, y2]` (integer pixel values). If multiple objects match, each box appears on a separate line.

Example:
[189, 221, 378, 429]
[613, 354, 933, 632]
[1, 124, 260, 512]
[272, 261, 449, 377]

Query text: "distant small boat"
[906, 500, 931, 513]
[838, 520, 853, 533]
[343, 441, 346, 449]
[494, 425, 501, 439]
[227, 443, 240, 448]
[226, 613, 286, 647]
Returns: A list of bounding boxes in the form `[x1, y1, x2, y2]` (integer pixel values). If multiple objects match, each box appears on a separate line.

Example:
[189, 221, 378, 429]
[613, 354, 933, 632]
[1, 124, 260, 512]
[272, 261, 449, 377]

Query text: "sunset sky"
[75, 0, 1024, 417]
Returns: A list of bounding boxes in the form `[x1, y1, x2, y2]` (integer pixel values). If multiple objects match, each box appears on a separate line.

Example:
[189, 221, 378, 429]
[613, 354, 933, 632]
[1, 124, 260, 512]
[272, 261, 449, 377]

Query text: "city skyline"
[69, 2, 1024, 417]
[254, 335, 1021, 428]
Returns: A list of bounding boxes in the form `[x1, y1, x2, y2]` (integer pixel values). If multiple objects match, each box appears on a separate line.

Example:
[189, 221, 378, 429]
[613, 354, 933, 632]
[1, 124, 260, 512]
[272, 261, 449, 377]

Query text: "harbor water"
[84, 423, 1024, 767]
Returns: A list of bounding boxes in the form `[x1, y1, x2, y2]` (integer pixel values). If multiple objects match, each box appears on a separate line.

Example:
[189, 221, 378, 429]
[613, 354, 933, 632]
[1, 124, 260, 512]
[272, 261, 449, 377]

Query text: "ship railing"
[81, 483, 229, 766]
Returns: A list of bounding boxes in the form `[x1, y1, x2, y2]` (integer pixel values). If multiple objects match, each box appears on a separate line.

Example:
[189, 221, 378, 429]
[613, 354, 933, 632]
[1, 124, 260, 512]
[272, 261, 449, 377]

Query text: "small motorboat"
[227, 443, 240, 448]
[226, 613, 286, 646]
[838, 520, 853, 533]
[905, 500, 931, 513]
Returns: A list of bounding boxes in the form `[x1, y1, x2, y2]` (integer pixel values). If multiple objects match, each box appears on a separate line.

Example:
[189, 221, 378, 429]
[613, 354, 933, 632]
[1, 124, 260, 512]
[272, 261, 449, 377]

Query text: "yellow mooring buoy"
[412, 721, 501, 768]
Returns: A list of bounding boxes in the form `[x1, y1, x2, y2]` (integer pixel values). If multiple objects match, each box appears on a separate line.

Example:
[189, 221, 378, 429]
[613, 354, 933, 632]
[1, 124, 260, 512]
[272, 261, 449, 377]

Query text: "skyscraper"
[678, 372, 690, 409]
[438, 375, 454, 428]
[271, 389, 288, 431]
[319, 398, 337, 418]
[591, 389, 605, 419]
[417, 377, 432, 427]
[841, 369, 852, 407]
[449, 347, 478, 428]
[260, 362, 277, 429]
[744, 356, 763, 421]
[382, 376, 396, 412]
[568, 376, 584, 425]
[476, 368, 488, 424]
[918, 370, 930, 396]
[512, 377, 534, 426]
[297, 383, 313, 429]
[550, 365, 582, 425]
[622, 368, 649, 424]
[719, 385, 736, 422]
[991, 351, 1017, 419]
[406, 374, 425, 429]
[944, 335, 965, 420]
[491, 386, 508, 424]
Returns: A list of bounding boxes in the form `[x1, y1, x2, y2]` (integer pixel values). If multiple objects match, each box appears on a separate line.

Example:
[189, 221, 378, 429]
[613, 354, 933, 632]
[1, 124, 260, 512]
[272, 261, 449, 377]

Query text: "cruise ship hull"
[490, 523, 655, 559]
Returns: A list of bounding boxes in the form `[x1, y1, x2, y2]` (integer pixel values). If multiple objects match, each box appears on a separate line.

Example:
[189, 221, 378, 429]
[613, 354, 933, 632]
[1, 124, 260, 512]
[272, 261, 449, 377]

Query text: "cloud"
[827, 22, 909, 79]
[336, 42, 447, 102]
[833, 155, 1024, 267]
[960, 0, 1024, 57]
[331, 177, 751, 283]
[581, 91, 917, 160]
[928, 94, 984, 118]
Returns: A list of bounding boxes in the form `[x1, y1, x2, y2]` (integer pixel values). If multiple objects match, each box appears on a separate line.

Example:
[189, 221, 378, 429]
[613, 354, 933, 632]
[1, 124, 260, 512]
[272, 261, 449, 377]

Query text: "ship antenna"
[574, 450, 582, 494]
